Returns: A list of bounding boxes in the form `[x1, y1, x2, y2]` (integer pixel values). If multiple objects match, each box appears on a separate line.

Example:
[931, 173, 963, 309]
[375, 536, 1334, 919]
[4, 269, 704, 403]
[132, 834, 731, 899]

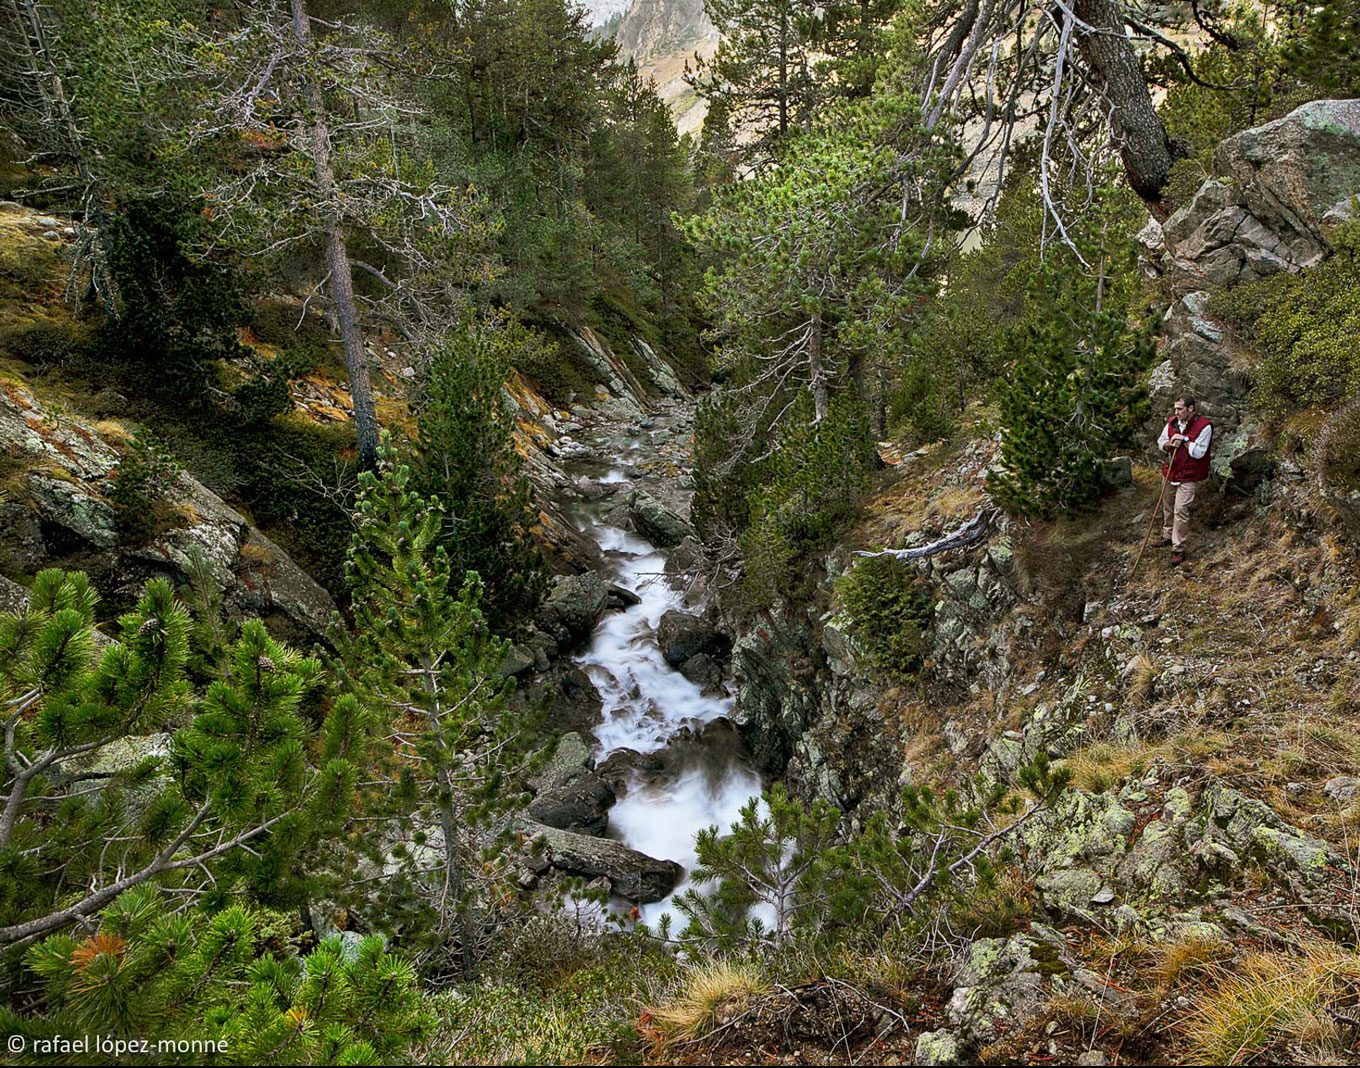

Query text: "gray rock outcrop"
[1142, 99, 1360, 455]
[526, 733, 616, 836]
[527, 822, 683, 902]
[535, 572, 610, 649]
[0, 384, 337, 645]
[627, 490, 693, 547]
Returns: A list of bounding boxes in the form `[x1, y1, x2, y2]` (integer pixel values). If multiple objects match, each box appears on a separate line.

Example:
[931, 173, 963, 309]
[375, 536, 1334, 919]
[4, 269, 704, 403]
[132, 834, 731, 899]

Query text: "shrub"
[834, 555, 933, 679]
[513, 322, 599, 406]
[412, 314, 547, 635]
[93, 195, 246, 408]
[1, 320, 86, 367]
[987, 261, 1153, 517]
[1212, 217, 1360, 426]
[738, 397, 876, 608]
[108, 431, 179, 545]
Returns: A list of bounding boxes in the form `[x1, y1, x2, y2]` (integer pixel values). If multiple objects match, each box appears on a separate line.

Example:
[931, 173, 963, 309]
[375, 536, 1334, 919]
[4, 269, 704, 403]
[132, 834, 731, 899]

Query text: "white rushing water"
[572, 472, 762, 928]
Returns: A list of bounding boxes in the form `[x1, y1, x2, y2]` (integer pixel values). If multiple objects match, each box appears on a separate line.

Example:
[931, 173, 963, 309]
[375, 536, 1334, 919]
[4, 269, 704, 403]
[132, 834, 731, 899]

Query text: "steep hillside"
[614, 0, 717, 134]
[693, 98, 1360, 1065]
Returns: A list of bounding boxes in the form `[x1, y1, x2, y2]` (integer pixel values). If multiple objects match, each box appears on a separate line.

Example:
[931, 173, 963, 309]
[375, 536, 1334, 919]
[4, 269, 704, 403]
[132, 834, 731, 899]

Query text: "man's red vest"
[1162, 413, 1213, 482]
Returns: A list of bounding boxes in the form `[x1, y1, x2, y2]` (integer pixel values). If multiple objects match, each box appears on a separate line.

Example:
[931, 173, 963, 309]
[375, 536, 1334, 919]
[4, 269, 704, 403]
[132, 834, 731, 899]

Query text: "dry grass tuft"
[647, 961, 769, 1044]
[1062, 732, 1230, 794]
[1125, 653, 1156, 707]
[1181, 941, 1360, 1065]
[1150, 932, 1231, 990]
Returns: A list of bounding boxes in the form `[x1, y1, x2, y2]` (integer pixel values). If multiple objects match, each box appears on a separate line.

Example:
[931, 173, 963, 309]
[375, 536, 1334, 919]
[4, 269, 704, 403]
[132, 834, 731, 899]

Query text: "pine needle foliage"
[671, 758, 1068, 955]
[985, 185, 1153, 517]
[0, 570, 366, 947]
[339, 438, 530, 978]
[3, 887, 434, 1064]
[412, 314, 547, 637]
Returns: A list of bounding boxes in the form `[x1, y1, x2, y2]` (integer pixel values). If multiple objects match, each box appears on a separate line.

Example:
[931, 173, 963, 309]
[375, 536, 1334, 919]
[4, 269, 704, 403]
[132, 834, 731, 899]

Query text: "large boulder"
[627, 490, 693, 548]
[1145, 99, 1360, 436]
[527, 775, 615, 836]
[527, 822, 683, 902]
[535, 572, 610, 649]
[1162, 99, 1360, 292]
[527, 732, 616, 836]
[656, 609, 728, 668]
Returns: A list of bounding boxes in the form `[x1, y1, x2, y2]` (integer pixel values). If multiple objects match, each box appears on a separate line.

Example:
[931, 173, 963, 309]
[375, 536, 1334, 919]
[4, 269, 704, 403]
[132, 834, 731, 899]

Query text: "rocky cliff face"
[1140, 98, 1360, 478]
[612, 0, 717, 134]
[615, 0, 713, 62]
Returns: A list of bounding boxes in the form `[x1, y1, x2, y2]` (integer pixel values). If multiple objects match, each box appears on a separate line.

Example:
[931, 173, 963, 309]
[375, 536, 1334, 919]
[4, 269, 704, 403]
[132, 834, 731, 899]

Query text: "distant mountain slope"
[613, 0, 717, 135]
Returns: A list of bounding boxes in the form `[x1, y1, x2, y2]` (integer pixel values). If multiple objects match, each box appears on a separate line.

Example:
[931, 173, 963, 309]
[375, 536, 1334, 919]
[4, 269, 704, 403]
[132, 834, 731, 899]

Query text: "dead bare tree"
[169, 1, 496, 469]
[914, 0, 1193, 228]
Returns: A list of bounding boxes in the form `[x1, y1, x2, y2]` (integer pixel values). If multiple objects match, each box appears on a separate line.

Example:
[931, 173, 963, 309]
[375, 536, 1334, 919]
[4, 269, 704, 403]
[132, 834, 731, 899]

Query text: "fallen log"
[854, 507, 998, 562]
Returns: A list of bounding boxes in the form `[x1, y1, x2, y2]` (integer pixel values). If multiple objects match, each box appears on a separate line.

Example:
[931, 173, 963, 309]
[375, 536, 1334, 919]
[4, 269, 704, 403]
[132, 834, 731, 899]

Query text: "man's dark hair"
[1176, 395, 1197, 409]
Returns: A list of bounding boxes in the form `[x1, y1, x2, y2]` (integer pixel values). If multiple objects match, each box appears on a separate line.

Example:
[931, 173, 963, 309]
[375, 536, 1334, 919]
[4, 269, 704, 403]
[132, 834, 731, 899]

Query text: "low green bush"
[0, 320, 86, 367]
[108, 431, 179, 545]
[834, 555, 933, 678]
[1212, 217, 1360, 425]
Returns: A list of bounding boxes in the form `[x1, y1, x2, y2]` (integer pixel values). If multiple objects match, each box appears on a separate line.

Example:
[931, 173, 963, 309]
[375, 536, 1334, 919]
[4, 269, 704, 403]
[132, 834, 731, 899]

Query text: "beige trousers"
[1160, 480, 1198, 550]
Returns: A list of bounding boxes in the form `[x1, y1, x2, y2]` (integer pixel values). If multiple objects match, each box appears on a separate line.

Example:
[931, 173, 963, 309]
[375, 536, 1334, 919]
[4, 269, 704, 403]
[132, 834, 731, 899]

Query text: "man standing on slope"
[1158, 396, 1212, 566]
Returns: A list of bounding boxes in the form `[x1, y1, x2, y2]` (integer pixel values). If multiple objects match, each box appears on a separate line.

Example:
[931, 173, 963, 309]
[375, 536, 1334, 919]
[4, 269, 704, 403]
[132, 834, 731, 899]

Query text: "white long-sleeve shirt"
[1158, 417, 1212, 483]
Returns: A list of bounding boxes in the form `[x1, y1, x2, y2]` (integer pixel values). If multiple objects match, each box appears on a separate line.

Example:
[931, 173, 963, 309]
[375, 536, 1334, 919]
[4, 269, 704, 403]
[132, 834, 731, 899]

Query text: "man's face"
[1174, 401, 1193, 422]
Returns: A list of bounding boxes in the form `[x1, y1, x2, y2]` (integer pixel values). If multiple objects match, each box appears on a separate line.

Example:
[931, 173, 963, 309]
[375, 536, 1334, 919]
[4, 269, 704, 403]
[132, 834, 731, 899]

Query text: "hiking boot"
[1170, 550, 1186, 566]
[1156, 537, 1173, 548]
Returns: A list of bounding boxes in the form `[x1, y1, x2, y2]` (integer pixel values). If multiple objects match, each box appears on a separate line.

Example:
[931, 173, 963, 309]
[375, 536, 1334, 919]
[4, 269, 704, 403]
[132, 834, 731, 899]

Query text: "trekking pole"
[1129, 441, 1179, 582]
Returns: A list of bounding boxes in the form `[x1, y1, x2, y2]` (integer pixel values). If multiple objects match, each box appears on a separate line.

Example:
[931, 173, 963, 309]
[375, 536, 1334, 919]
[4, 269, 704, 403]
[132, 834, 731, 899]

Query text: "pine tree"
[673, 758, 1068, 955]
[412, 314, 547, 636]
[0, 570, 366, 947]
[674, 784, 841, 951]
[984, 184, 1153, 517]
[687, 0, 822, 162]
[4, 887, 434, 1063]
[169, 1, 497, 468]
[339, 439, 529, 978]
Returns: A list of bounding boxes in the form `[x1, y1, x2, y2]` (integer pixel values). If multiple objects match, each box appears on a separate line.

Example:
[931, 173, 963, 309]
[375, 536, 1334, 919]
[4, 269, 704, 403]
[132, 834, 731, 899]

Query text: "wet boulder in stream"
[527, 732, 616, 836]
[657, 610, 729, 669]
[627, 490, 693, 548]
[536, 572, 610, 649]
[527, 823, 683, 902]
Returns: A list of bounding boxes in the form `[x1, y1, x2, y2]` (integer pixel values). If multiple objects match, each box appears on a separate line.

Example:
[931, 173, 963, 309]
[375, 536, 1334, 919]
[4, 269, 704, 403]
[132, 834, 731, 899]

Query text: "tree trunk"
[808, 309, 828, 422]
[290, 0, 380, 470]
[777, 9, 789, 137]
[1072, 0, 1185, 206]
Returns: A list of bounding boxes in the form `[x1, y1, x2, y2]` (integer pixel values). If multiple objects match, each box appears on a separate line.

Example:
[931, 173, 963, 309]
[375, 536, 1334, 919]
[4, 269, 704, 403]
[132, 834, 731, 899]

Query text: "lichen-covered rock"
[536, 572, 610, 649]
[913, 1029, 962, 1065]
[526, 772, 615, 836]
[946, 931, 1062, 1046]
[0, 383, 338, 646]
[1146, 99, 1360, 436]
[532, 732, 594, 793]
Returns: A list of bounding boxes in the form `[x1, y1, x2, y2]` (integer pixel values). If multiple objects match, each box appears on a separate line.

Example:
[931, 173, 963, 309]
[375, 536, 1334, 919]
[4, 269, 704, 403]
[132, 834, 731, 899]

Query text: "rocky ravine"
[707, 98, 1360, 1063]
